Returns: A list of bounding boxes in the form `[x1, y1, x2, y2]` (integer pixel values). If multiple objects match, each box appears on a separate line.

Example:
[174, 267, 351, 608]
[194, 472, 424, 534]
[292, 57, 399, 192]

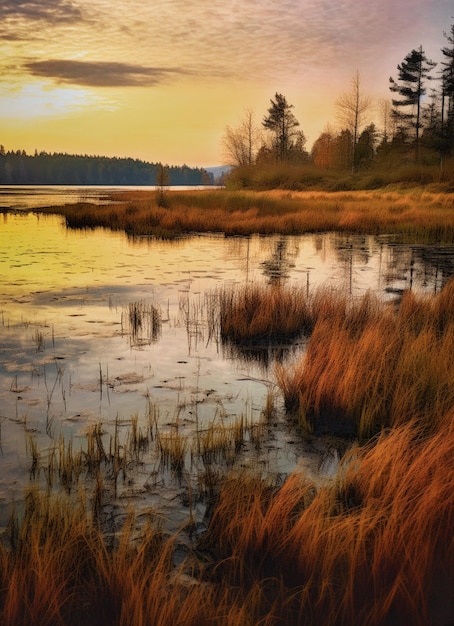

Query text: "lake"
[1, 186, 453, 533]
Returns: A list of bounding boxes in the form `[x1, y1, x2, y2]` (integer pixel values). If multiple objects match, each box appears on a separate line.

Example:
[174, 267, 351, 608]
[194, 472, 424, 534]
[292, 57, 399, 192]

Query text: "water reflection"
[220, 337, 307, 371]
[1, 207, 454, 520]
[261, 237, 300, 284]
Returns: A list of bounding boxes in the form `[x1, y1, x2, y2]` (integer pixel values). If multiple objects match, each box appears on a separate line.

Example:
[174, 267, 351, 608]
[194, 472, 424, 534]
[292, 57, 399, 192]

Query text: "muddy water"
[0, 197, 453, 532]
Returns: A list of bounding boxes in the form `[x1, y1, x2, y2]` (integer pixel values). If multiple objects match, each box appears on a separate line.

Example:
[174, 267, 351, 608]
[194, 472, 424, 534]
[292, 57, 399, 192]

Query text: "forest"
[223, 22, 454, 189]
[0, 149, 214, 186]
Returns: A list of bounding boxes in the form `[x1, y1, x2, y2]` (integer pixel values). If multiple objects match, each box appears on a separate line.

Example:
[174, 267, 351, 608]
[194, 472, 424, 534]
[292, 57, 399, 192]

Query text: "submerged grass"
[40, 187, 454, 243]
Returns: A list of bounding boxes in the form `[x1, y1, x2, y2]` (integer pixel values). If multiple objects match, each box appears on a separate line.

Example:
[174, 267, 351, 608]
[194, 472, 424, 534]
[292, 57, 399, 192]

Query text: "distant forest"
[0, 148, 214, 186]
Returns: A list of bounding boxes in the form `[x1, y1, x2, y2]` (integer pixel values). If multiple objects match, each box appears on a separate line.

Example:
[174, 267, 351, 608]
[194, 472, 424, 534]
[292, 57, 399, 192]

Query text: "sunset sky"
[0, 0, 452, 167]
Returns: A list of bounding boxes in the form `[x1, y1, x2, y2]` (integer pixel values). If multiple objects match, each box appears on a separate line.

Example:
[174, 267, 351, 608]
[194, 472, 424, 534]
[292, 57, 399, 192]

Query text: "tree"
[311, 127, 336, 168]
[156, 163, 170, 207]
[334, 129, 354, 169]
[355, 123, 378, 168]
[287, 130, 309, 162]
[262, 93, 300, 161]
[335, 71, 372, 172]
[389, 46, 436, 161]
[376, 98, 395, 145]
[440, 23, 454, 160]
[222, 108, 261, 167]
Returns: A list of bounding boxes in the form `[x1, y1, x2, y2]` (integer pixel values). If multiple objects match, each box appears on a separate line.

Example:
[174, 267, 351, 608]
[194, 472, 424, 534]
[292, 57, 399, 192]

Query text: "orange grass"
[40, 188, 454, 242]
[2, 420, 454, 624]
[276, 280, 454, 438]
[216, 282, 313, 343]
[201, 417, 454, 625]
[0, 488, 247, 626]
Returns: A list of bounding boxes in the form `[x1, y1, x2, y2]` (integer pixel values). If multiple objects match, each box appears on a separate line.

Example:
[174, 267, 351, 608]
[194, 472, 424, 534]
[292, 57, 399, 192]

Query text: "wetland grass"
[40, 187, 454, 243]
[5, 416, 454, 625]
[215, 282, 312, 343]
[200, 416, 454, 625]
[123, 300, 162, 347]
[276, 279, 454, 438]
[2, 233, 454, 623]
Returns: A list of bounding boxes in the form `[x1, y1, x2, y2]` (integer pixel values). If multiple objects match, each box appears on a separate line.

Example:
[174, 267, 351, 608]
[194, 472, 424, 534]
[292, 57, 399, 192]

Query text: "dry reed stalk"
[157, 431, 188, 474]
[1, 487, 271, 626]
[3, 419, 454, 624]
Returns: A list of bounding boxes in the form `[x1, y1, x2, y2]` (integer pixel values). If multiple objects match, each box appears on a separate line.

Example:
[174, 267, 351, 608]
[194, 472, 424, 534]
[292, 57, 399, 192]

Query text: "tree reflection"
[261, 237, 298, 284]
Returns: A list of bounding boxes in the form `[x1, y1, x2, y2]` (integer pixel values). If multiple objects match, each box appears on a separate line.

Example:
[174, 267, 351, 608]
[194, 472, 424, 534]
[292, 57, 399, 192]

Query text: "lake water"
[1, 186, 453, 532]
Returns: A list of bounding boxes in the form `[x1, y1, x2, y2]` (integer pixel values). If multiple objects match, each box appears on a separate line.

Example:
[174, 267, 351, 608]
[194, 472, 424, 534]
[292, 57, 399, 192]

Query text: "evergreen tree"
[356, 123, 378, 168]
[262, 93, 300, 162]
[440, 23, 454, 159]
[389, 46, 436, 161]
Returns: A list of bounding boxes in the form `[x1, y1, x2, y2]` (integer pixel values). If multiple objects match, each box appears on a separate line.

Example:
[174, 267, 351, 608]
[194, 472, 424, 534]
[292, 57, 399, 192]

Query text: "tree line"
[0, 149, 213, 186]
[222, 22, 454, 173]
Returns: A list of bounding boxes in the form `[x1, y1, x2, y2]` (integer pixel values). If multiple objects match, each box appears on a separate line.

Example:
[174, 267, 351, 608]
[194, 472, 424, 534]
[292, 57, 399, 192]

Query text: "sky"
[0, 0, 452, 168]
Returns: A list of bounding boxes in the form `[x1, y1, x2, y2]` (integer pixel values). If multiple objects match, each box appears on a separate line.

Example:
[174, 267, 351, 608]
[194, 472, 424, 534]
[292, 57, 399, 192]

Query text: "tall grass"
[215, 282, 313, 343]
[276, 280, 454, 438]
[40, 188, 454, 242]
[3, 417, 454, 625]
[201, 416, 454, 625]
[123, 299, 162, 347]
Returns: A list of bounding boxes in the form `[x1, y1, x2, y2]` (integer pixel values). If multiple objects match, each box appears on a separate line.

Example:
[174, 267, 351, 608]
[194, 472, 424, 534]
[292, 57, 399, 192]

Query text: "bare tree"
[222, 108, 261, 167]
[335, 71, 372, 171]
[156, 162, 170, 207]
[376, 98, 395, 144]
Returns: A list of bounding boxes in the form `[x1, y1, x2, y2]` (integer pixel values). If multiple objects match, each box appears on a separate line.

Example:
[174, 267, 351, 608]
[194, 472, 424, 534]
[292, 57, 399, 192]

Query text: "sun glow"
[0, 83, 112, 119]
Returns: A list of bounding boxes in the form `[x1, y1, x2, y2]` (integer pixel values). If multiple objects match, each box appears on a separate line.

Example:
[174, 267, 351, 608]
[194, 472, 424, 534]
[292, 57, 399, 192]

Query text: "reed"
[58, 435, 83, 492]
[123, 299, 162, 346]
[157, 430, 188, 475]
[215, 282, 312, 343]
[276, 280, 454, 438]
[4, 418, 454, 624]
[32, 328, 45, 352]
[40, 188, 454, 243]
[200, 417, 454, 625]
[0, 488, 185, 626]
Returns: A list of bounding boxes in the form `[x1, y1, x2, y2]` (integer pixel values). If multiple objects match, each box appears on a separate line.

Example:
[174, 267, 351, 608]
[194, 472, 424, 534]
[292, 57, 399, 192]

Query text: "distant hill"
[204, 166, 232, 184]
[0, 149, 214, 186]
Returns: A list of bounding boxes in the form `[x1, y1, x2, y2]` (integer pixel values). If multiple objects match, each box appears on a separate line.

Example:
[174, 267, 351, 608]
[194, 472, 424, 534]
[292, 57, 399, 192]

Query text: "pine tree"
[389, 46, 436, 162]
[262, 93, 300, 162]
[441, 23, 454, 158]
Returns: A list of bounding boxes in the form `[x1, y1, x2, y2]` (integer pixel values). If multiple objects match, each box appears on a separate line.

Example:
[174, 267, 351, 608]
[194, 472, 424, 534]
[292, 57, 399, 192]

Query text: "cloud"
[23, 59, 190, 87]
[2, 0, 451, 91]
[0, 0, 82, 22]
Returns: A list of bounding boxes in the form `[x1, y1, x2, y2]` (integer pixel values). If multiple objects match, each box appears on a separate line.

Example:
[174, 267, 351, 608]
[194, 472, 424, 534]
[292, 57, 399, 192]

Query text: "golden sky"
[0, 0, 451, 167]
